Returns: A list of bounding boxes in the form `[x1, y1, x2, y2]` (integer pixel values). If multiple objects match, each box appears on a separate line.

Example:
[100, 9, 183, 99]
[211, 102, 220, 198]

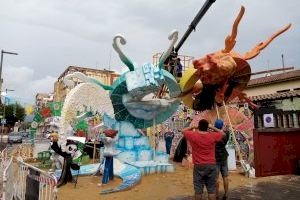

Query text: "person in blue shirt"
[214, 119, 230, 200]
[177, 57, 183, 78]
[164, 128, 175, 155]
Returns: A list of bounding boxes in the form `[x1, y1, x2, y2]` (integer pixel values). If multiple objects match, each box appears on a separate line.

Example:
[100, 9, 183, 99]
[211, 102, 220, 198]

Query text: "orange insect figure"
[180, 6, 291, 111]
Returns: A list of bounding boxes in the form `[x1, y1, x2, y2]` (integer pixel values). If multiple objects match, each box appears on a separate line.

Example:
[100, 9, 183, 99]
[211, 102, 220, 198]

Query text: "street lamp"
[0, 89, 15, 146]
[0, 50, 18, 94]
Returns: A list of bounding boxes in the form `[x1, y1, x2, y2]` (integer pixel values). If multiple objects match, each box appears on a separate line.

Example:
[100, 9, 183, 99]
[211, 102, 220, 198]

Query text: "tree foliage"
[0, 103, 25, 126]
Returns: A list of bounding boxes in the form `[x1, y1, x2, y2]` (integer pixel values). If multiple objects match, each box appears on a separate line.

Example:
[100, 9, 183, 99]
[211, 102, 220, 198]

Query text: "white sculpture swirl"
[158, 29, 179, 68]
[112, 34, 135, 71]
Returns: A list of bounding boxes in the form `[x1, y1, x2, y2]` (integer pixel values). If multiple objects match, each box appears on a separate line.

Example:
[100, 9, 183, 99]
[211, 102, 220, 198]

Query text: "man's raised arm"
[182, 125, 197, 132]
[208, 124, 225, 136]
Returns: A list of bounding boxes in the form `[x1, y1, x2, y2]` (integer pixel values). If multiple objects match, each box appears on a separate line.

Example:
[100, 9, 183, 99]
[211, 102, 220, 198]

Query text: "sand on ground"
[58, 163, 265, 200]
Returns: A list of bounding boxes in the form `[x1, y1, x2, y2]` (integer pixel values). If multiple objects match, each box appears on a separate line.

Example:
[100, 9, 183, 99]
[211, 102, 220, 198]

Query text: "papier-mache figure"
[98, 129, 119, 187]
[50, 133, 80, 187]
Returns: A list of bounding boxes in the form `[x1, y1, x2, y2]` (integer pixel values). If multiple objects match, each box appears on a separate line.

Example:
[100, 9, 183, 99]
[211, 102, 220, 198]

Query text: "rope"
[215, 104, 220, 119]
[222, 101, 249, 172]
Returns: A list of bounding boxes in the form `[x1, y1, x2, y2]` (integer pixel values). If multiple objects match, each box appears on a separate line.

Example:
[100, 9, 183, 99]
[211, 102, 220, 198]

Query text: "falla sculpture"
[180, 6, 291, 111]
[63, 30, 181, 129]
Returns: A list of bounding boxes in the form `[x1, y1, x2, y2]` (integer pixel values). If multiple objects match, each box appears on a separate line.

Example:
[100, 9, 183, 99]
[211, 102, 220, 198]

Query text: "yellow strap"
[215, 104, 220, 119]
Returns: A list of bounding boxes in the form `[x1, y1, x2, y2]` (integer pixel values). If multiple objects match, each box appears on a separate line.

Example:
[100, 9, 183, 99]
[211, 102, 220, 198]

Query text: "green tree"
[1, 103, 25, 126]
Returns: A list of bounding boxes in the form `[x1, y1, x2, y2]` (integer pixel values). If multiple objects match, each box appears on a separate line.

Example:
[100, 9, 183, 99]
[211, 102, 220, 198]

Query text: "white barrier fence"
[2, 157, 14, 200]
[1, 147, 11, 200]
[1, 147, 8, 161]
[0, 148, 8, 175]
[1, 142, 58, 200]
[14, 157, 58, 200]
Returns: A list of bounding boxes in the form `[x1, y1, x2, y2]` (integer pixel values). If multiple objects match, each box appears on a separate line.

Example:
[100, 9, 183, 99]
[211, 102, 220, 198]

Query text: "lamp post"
[0, 50, 18, 96]
[1, 89, 15, 146]
[0, 50, 18, 148]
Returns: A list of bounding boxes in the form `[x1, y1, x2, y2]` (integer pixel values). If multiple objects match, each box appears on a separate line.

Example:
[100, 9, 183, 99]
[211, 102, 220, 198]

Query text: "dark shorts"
[193, 164, 217, 194]
[216, 160, 228, 178]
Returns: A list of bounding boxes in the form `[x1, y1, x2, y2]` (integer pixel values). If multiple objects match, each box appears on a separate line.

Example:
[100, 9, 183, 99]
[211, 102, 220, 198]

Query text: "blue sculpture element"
[110, 68, 180, 127]
[125, 62, 164, 98]
[108, 30, 181, 128]
[103, 114, 173, 168]
[121, 62, 180, 122]
[63, 30, 181, 129]
[100, 163, 142, 194]
[53, 160, 142, 195]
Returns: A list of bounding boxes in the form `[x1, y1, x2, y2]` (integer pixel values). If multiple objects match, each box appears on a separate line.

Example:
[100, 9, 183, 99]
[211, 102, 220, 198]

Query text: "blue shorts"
[193, 164, 217, 194]
[216, 160, 228, 178]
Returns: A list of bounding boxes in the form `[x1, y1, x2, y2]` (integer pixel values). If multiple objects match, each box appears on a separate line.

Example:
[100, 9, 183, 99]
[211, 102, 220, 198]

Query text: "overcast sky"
[0, 0, 299, 105]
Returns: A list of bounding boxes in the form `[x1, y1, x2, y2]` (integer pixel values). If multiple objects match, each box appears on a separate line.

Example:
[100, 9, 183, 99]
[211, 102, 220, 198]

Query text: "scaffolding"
[152, 53, 194, 72]
[153, 53, 193, 98]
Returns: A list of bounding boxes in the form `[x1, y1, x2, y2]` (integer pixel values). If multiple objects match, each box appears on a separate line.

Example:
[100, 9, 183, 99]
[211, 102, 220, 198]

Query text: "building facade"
[244, 69, 300, 177]
[245, 69, 300, 111]
[53, 66, 119, 102]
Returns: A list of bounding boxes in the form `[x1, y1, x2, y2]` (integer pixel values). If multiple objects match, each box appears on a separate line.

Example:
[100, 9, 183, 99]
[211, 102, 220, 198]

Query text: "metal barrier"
[2, 157, 14, 200]
[1, 148, 11, 200]
[1, 147, 8, 161]
[14, 157, 58, 200]
[0, 147, 8, 173]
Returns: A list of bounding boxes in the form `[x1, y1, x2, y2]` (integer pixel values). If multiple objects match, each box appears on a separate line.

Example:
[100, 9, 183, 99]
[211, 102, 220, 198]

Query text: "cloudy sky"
[0, 0, 299, 105]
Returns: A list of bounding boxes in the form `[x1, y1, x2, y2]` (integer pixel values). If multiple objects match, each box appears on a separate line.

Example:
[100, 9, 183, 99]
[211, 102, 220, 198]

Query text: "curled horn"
[112, 34, 135, 71]
[63, 72, 113, 90]
[63, 72, 89, 88]
[63, 74, 75, 88]
[158, 30, 179, 69]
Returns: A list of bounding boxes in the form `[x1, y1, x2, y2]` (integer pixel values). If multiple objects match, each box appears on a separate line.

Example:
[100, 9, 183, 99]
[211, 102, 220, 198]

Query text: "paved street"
[167, 175, 300, 200]
[229, 175, 300, 200]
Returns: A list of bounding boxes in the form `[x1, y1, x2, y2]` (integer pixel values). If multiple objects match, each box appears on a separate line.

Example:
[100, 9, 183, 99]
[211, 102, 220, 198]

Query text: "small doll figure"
[98, 129, 119, 186]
